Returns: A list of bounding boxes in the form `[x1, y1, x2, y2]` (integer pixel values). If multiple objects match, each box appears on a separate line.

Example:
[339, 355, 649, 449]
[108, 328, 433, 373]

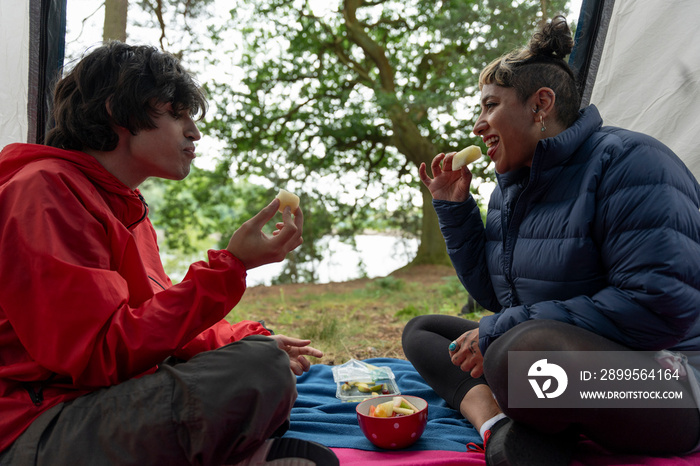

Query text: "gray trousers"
[0, 335, 297, 466]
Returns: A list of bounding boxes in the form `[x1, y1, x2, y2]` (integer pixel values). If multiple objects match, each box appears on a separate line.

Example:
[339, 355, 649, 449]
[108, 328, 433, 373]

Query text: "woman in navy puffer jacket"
[403, 16, 700, 466]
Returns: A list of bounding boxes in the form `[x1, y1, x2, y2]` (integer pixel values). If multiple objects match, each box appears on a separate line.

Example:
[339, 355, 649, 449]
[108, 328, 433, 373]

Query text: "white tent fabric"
[0, 0, 66, 149]
[0, 1, 31, 148]
[586, 0, 700, 179]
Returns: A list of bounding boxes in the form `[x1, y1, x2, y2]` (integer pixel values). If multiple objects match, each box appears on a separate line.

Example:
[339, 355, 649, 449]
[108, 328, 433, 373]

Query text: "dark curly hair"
[45, 42, 207, 151]
[479, 16, 580, 128]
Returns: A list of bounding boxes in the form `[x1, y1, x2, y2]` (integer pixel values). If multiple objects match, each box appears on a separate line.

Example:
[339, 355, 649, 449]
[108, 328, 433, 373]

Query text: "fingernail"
[448, 342, 457, 352]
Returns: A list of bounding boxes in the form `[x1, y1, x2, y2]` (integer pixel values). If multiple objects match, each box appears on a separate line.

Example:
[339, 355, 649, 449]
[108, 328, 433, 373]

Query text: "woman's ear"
[531, 87, 556, 121]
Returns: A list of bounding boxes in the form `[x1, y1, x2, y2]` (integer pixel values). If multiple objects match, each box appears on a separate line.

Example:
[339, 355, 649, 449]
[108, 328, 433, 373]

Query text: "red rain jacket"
[0, 143, 270, 452]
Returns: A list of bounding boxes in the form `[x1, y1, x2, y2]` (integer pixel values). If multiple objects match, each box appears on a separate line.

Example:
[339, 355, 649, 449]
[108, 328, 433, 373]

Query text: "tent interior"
[2, 2, 700, 464]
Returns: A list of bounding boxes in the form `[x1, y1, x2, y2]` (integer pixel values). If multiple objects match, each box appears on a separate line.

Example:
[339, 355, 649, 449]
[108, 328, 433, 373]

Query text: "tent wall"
[571, 0, 700, 180]
[0, 2, 31, 148]
[0, 0, 66, 149]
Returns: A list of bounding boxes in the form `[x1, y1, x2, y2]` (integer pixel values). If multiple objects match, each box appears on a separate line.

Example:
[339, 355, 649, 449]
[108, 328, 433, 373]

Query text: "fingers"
[420, 153, 448, 185]
[453, 351, 484, 377]
[274, 335, 324, 358]
[273, 334, 322, 375]
[289, 359, 304, 376]
[291, 205, 304, 238]
[443, 152, 456, 171]
[289, 356, 312, 375]
[289, 358, 304, 375]
[249, 199, 280, 229]
[284, 337, 323, 358]
[274, 205, 303, 245]
[296, 355, 311, 372]
[298, 345, 323, 359]
[418, 163, 431, 187]
[430, 153, 446, 178]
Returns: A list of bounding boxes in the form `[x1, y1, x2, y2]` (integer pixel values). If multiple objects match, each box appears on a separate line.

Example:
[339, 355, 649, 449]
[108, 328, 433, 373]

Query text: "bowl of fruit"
[356, 395, 428, 449]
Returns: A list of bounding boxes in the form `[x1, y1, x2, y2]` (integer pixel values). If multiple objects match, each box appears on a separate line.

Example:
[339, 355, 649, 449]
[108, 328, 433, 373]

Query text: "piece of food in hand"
[452, 145, 483, 169]
[275, 189, 300, 213]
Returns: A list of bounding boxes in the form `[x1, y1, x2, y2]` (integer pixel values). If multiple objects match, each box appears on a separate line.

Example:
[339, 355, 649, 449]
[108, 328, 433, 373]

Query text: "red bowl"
[356, 395, 428, 449]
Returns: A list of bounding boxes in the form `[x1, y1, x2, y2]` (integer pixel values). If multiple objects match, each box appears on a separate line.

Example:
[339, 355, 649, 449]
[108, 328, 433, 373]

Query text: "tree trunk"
[412, 183, 451, 266]
[103, 0, 128, 42]
[341, 0, 451, 267]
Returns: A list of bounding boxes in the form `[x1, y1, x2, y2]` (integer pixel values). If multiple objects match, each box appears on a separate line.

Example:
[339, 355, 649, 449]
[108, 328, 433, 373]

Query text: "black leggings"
[402, 315, 700, 455]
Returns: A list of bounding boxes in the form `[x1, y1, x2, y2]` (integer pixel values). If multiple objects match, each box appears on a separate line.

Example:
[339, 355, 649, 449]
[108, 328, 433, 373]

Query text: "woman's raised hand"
[418, 152, 473, 202]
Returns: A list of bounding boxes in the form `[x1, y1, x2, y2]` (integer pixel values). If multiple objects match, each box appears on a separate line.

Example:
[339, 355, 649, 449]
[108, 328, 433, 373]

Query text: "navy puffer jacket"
[434, 105, 700, 365]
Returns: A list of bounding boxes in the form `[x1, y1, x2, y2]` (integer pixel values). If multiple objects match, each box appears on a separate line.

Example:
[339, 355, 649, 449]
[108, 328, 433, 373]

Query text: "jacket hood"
[0, 143, 133, 196]
[0, 143, 146, 228]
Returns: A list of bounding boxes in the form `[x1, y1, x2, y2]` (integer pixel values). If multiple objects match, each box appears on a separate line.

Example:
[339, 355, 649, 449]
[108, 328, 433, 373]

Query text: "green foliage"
[196, 0, 570, 269]
[437, 276, 466, 299]
[228, 267, 494, 363]
[395, 304, 426, 320]
[371, 276, 406, 292]
[299, 315, 340, 342]
[140, 0, 572, 281]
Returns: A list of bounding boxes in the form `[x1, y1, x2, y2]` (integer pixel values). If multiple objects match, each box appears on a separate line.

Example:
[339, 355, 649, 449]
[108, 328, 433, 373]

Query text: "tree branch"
[342, 0, 395, 93]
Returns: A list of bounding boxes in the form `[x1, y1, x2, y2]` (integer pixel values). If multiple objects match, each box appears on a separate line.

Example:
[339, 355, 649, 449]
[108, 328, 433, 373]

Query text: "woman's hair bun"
[529, 15, 574, 59]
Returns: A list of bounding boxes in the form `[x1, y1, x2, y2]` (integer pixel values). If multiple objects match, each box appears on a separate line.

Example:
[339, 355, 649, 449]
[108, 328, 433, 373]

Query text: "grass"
[225, 266, 491, 365]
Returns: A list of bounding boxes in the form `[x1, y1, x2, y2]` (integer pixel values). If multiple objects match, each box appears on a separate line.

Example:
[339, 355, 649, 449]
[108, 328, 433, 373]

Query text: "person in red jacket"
[0, 42, 338, 465]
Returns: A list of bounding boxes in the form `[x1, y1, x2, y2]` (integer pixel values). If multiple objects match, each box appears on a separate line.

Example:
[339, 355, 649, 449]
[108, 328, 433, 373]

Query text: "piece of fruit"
[393, 396, 419, 413]
[392, 406, 414, 416]
[356, 383, 371, 393]
[373, 400, 395, 418]
[357, 382, 384, 393]
[452, 145, 483, 169]
[275, 189, 300, 213]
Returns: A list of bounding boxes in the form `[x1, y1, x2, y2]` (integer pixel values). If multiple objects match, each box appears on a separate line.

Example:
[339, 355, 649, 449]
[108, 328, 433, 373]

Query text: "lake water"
[246, 234, 419, 286]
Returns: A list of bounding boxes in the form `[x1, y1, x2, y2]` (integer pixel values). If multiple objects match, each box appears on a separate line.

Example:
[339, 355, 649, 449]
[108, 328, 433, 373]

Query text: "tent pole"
[28, 0, 67, 144]
[568, 0, 616, 108]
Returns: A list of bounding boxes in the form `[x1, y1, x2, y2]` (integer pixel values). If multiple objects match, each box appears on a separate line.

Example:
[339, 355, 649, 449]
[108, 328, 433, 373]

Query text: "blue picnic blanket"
[282, 358, 481, 451]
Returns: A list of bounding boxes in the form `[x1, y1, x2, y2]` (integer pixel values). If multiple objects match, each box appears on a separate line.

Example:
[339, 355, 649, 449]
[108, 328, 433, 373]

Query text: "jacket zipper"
[148, 276, 166, 290]
[501, 178, 532, 307]
[126, 194, 149, 229]
[22, 374, 56, 406]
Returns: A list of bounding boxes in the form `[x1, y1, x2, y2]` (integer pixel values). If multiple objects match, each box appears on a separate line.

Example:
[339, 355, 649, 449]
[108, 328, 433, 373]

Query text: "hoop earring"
[540, 115, 546, 132]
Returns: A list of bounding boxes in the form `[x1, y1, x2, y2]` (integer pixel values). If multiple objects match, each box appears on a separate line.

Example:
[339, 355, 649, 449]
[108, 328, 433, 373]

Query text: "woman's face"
[473, 84, 540, 174]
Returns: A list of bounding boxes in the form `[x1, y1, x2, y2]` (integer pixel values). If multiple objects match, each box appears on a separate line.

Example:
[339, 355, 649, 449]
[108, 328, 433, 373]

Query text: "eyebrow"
[480, 94, 495, 105]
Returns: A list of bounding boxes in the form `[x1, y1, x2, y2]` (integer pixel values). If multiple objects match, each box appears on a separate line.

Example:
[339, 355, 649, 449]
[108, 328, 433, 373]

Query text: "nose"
[473, 114, 487, 136]
[185, 116, 201, 141]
